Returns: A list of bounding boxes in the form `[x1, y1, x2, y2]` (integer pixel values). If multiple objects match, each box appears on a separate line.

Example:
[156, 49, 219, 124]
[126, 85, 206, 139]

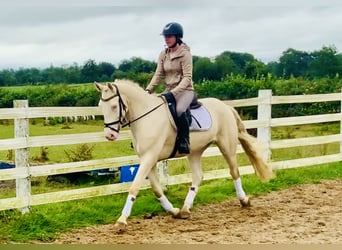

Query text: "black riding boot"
[176, 112, 190, 154]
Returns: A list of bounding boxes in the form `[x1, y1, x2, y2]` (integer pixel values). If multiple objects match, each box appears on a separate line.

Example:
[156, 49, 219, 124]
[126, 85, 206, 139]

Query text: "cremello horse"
[95, 79, 274, 231]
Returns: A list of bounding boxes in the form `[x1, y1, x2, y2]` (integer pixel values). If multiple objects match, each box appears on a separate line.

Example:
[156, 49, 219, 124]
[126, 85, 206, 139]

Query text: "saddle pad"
[189, 106, 212, 131]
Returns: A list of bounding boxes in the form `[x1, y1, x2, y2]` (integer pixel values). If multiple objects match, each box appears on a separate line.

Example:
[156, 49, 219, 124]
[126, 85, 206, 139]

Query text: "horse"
[95, 79, 274, 231]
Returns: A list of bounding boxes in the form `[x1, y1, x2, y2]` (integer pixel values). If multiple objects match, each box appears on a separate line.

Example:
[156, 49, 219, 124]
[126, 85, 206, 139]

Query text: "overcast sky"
[1, 0, 341, 69]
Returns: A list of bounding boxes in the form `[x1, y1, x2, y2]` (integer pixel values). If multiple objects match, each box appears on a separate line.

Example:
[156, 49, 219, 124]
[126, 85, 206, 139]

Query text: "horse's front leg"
[148, 164, 180, 217]
[115, 156, 156, 231]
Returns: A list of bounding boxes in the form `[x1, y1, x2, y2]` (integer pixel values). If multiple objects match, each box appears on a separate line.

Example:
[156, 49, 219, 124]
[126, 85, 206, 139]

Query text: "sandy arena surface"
[51, 179, 341, 244]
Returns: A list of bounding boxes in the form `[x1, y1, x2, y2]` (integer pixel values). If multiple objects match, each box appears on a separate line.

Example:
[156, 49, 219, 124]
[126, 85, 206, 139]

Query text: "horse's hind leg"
[217, 141, 250, 207]
[147, 165, 180, 217]
[226, 154, 250, 207]
[176, 151, 204, 219]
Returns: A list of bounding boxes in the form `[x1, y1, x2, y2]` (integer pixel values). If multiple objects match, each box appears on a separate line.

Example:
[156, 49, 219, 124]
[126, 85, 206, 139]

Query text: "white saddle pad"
[189, 106, 212, 131]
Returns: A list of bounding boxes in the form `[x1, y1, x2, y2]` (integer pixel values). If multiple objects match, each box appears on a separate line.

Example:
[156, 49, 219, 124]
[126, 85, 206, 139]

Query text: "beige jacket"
[146, 43, 194, 95]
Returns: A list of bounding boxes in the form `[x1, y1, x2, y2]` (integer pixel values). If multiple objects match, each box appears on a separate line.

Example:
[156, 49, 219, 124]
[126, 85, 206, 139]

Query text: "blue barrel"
[119, 164, 139, 183]
[0, 162, 15, 169]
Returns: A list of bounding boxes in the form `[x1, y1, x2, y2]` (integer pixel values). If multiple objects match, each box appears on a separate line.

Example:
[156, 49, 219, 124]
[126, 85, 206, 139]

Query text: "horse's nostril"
[105, 133, 116, 141]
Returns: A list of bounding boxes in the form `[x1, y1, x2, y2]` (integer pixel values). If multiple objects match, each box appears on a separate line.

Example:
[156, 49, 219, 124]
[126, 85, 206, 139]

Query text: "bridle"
[101, 84, 165, 133]
[101, 84, 127, 133]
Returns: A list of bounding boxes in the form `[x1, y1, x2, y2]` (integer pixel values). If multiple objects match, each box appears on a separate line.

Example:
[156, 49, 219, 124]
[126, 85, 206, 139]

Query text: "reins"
[121, 102, 164, 128]
[101, 83, 165, 132]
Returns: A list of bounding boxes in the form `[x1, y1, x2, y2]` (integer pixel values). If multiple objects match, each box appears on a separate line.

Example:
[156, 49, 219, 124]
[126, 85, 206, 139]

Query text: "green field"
[1, 118, 339, 164]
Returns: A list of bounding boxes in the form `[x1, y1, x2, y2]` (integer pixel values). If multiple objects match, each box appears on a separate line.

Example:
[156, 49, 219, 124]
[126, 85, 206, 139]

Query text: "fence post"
[257, 90, 272, 162]
[340, 89, 342, 155]
[14, 100, 31, 214]
[157, 160, 168, 191]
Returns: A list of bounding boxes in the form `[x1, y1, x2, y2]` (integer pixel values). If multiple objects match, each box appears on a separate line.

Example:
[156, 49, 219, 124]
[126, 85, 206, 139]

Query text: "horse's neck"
[119, 83, 161, 121]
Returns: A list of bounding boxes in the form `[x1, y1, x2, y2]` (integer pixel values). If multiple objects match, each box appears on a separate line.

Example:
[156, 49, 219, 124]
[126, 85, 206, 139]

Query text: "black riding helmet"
[161, 22, 183, 38]
[161, 22, 184, 48]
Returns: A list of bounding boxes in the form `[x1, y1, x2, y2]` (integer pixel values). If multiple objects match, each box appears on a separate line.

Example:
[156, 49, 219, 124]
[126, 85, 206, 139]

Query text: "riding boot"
[176, 112, 190, 154]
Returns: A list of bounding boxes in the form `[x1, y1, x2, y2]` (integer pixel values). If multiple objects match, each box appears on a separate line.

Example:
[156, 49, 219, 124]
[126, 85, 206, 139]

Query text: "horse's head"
[95, 81, 127, 141]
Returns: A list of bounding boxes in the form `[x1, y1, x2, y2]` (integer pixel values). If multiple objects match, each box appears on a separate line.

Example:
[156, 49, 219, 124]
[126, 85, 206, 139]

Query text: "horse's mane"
[114, 79, 145, 93]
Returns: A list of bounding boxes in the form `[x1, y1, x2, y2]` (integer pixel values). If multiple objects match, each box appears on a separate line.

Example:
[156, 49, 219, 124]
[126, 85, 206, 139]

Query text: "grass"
[0, 119, 135, 163]
[1, 119, 339, 163]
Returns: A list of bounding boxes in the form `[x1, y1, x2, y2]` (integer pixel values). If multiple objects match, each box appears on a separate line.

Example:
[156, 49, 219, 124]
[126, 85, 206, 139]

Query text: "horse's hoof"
[240, 197, 251, 207]
[114, 221, 127, 233]
[179, 207, 191, 219]
[173, 206, 191, 219]
[171, 208, 180, 218]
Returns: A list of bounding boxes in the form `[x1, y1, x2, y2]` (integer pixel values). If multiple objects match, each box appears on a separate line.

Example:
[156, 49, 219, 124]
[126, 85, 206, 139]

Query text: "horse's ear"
[107, 82, 114, 91]
[94, 81, 103, 92]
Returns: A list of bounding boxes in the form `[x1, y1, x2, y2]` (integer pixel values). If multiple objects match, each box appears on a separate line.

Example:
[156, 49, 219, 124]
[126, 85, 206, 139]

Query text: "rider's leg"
[174, 90, 194, 154]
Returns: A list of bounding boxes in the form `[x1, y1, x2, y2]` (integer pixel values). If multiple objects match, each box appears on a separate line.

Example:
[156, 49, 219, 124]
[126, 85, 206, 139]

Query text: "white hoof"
[170, 207, 180, 218]
[173, 206, 191, 219]
[114, 215, 128, 233]
[114, 221, 127, 233]
[179, 206, 191, 219]
[239, 196, 251, 207]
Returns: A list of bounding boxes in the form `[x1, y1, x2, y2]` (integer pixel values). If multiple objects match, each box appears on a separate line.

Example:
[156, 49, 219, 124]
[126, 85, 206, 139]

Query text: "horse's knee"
[128, 187, 140, 197]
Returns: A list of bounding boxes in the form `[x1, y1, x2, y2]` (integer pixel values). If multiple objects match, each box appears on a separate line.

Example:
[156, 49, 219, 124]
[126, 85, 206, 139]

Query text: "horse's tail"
[232, 108, 275, 182]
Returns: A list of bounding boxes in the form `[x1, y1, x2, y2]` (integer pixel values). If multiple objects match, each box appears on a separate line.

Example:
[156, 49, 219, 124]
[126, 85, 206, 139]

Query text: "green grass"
[0, 119, 134, 163]
[0, 162, 340, 243]
[1, 119, 339, 163]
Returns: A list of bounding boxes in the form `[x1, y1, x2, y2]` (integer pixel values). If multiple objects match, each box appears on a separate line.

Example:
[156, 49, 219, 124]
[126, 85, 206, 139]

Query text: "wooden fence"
[1, 90, 342, 213]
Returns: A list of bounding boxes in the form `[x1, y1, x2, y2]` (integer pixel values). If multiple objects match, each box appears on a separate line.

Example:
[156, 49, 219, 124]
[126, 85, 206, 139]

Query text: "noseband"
[101, 84, 165, 133]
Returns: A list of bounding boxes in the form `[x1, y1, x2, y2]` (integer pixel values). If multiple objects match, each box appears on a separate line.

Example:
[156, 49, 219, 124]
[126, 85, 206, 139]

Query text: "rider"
[145, 22, 195, 154]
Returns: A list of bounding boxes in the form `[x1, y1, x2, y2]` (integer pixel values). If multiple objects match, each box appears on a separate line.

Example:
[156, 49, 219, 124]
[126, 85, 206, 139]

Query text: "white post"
[157, 160, 168, 191]
[14, 100, 31, 214]
[340, 89, 342, 155]
[257, 90, 272, 162]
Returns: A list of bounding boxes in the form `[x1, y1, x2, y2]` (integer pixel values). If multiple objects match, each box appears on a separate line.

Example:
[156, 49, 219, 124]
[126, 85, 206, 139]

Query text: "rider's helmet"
[161, 22, 183, 38]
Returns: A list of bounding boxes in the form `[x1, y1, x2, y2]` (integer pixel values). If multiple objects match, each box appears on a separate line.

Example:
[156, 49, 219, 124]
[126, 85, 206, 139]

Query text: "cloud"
[0, 0, 341, 69]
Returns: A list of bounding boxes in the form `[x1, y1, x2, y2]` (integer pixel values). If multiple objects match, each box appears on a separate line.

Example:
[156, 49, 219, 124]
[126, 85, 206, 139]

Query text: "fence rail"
[1, 90, 342, 212]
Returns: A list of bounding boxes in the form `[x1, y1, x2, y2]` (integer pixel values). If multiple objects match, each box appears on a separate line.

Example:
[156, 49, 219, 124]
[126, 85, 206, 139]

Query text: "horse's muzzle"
[104, 129, 118, 141]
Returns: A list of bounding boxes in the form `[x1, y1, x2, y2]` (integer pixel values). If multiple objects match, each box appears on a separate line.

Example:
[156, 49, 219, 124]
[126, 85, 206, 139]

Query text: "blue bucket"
[119, 164, 139, 183]
[0, 162, 15, 169]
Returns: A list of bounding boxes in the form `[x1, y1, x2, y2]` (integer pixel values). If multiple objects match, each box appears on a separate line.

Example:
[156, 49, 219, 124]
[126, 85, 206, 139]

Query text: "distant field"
[0, 118, 339, 169]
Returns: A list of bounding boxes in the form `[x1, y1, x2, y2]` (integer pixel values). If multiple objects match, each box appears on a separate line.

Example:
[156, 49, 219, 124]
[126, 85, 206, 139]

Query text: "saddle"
[162, 92, 212, 158]
[162, 92, 212, 131]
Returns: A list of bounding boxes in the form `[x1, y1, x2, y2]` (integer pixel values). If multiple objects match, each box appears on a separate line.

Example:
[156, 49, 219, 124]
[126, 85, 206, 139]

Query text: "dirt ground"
[52, 179, 342, 244]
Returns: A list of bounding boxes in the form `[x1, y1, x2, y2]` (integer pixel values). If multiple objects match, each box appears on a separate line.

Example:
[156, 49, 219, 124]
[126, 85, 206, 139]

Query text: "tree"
[81, 59, 99, 82]
[214, 53, 236, 77]
[0, 69, 16, 86]
[244, 60, 269, 79]
[193, 57, 220, 82]
[64, 63, 81, 83]
[118, 57, 156, 73]
[277, 48, 312, 78]
[98, 62, 116, 81]
[309, 46, 341, 78]
[15, 67, 42, 85]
